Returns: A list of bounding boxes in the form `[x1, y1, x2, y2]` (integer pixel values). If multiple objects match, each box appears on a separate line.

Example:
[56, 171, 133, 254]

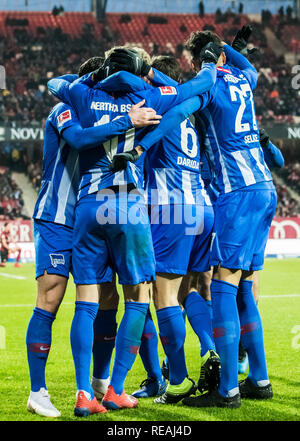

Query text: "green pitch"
[0, 259, 299, 421]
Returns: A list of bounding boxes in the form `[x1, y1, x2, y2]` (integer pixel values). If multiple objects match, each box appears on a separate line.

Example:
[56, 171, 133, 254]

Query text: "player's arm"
[149, 68, 178, 87]
[138, 96, 202, 151]
[57, 101, 161, 151]
[259, 128, 284, 169]
[223, 44, 258, 89]
[98, 71, 150, 93]
[110, 94, 211, 171]
[47, 74, 79, 105]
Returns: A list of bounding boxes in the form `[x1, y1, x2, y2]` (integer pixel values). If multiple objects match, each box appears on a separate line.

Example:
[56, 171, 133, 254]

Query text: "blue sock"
[26, 307, 55, 392]
[139, 307, 162, 380]
[110, 302, 149, 395]
[184, 291, 215, 357]
[211, 279, 240, 397]
[93, 309, 118, 380]
[182, 308, 187, 323]
[237, 280, 269, 384]
[70, 301, 99, 397]
[157, 306, 188, 385]
[206, 300, 213, 321]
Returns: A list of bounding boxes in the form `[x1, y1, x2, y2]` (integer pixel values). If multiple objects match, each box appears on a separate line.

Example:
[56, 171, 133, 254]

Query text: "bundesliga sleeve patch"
[57, 109, 72, 127]
[159, 86, 177, 95]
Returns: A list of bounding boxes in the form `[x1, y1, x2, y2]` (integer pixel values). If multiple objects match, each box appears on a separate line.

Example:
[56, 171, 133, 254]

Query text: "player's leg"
[14, 244, 22, 267]
[150, 204, 202, 405]
[238, 271, 259, 374]
[101, 191, 155, 409]
[238, 189, 276, 399]
[183, 191, 246, 408]
[26, 220, 72, 417]
[180, 204, 219, 393]
[104, 282, 150, 408]
[152, 272, 197, 405]
[132, 284, 167, 399]
[92, 278, 119, 400]
[70, 196, 110, 416]
[179, 271, 219, 394]
[0, 248, 8, 267]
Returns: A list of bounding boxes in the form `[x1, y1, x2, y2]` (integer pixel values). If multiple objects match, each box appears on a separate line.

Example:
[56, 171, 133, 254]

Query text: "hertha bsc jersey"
[199, 45, 272, 194]
[33, 102, 80, 227]
[49, 63, 216, 200]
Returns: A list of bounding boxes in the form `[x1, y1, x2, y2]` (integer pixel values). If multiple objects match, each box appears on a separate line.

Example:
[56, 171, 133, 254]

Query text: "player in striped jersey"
[107, 55, 220, 402]
[26, 57, 160, 418]
[48, 45, 219, 410]
[180, 30, 277, 408]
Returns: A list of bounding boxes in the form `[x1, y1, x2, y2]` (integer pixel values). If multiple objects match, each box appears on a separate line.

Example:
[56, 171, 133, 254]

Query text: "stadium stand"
[0, 10, 299, 217]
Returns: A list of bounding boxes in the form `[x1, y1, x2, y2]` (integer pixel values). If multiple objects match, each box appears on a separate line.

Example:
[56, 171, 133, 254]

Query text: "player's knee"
[99, 282, 119, 310]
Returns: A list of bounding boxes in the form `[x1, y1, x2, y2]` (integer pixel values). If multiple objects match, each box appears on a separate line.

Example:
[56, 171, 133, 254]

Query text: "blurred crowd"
[0, 167, 26, 219]
[0, 11, 299, 218]
[0, 13, 299, 126]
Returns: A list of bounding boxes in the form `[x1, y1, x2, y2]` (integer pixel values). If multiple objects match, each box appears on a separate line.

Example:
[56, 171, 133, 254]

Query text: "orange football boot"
[74, 390, 108, 417]
[102, 385, 138, 410]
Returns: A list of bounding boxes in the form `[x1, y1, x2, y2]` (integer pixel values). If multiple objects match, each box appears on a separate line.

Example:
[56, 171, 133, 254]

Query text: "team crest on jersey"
[49, 253, 65, 267]
[57, 110, 71, 127]
[159, 86, 177, 95]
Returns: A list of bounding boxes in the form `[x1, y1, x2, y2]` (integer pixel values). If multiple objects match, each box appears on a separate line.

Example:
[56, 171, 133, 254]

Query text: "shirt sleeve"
[139, 96, 202, 151]
[223, 44, 258, 90]
[61, 115, 133, 151]
[262, 140, 285, 170]
[142, 63, 215, 115]
[99, 71, 150, 93]
[150, 68, 179, 87]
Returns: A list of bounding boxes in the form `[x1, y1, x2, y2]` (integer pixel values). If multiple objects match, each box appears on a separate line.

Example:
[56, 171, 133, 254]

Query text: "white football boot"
[91, 376, 110, 400]
[27, 388, 61, 417]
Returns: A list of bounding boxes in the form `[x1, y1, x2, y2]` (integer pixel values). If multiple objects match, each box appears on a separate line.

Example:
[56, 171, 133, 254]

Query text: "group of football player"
[25, 25, 284, 417]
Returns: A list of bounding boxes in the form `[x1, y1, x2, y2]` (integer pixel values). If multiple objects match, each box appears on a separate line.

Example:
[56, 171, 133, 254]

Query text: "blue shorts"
[149, 203, 207, 275]
[210, 182, 277, 271]
[72, 191, 156, 285]
[34, 219, 73, 279]
[188, 204, 214, 273]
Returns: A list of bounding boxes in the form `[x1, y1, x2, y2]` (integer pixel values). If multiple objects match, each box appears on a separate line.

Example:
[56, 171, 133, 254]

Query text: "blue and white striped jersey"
[33, 102, 80, 227]
[199, 57, 273, 194]
[51, 63, 216, 200]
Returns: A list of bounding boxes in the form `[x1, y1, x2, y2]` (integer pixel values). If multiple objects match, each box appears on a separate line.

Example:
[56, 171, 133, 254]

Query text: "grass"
[0, 259, 300, 422]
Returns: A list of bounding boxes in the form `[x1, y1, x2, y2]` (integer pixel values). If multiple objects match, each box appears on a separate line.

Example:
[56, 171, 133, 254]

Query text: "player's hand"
[103, 48, 144, 77]
[129, 100, 162, 128]
[232, 25, 259, 57]
[93, 65, 106, 82]
[259, 128, 270, 147]
[200, 42, 223, 64]
[110, 149, 140, 172]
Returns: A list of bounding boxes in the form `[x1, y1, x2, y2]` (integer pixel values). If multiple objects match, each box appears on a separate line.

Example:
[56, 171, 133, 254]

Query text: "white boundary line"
[0, 273, 27, 280]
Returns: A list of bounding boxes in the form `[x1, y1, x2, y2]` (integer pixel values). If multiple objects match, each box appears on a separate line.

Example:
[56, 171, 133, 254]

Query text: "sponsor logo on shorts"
[49, 253, 65, 267]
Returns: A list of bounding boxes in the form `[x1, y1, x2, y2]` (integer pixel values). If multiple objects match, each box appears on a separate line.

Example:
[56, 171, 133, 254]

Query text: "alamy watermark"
[291, 65, 300, 90]
[0, 326, 6, 350]
[94, 187, 205, 236]
[291, 325, 300, 350]
[0, 66, 6, 90]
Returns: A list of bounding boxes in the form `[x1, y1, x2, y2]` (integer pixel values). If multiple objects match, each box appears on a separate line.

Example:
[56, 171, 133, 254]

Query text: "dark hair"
[151, 55, 182, 82]
[185, 30, 222, 65]
[78, 56, 104, 77]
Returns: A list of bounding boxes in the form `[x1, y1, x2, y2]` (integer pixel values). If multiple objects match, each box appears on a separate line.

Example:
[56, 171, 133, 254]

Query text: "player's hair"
[185, 30, 222, 65]
[105, 44, 151, 65]
[78, 56, 104, 77]
[151, 55, 182, 83]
